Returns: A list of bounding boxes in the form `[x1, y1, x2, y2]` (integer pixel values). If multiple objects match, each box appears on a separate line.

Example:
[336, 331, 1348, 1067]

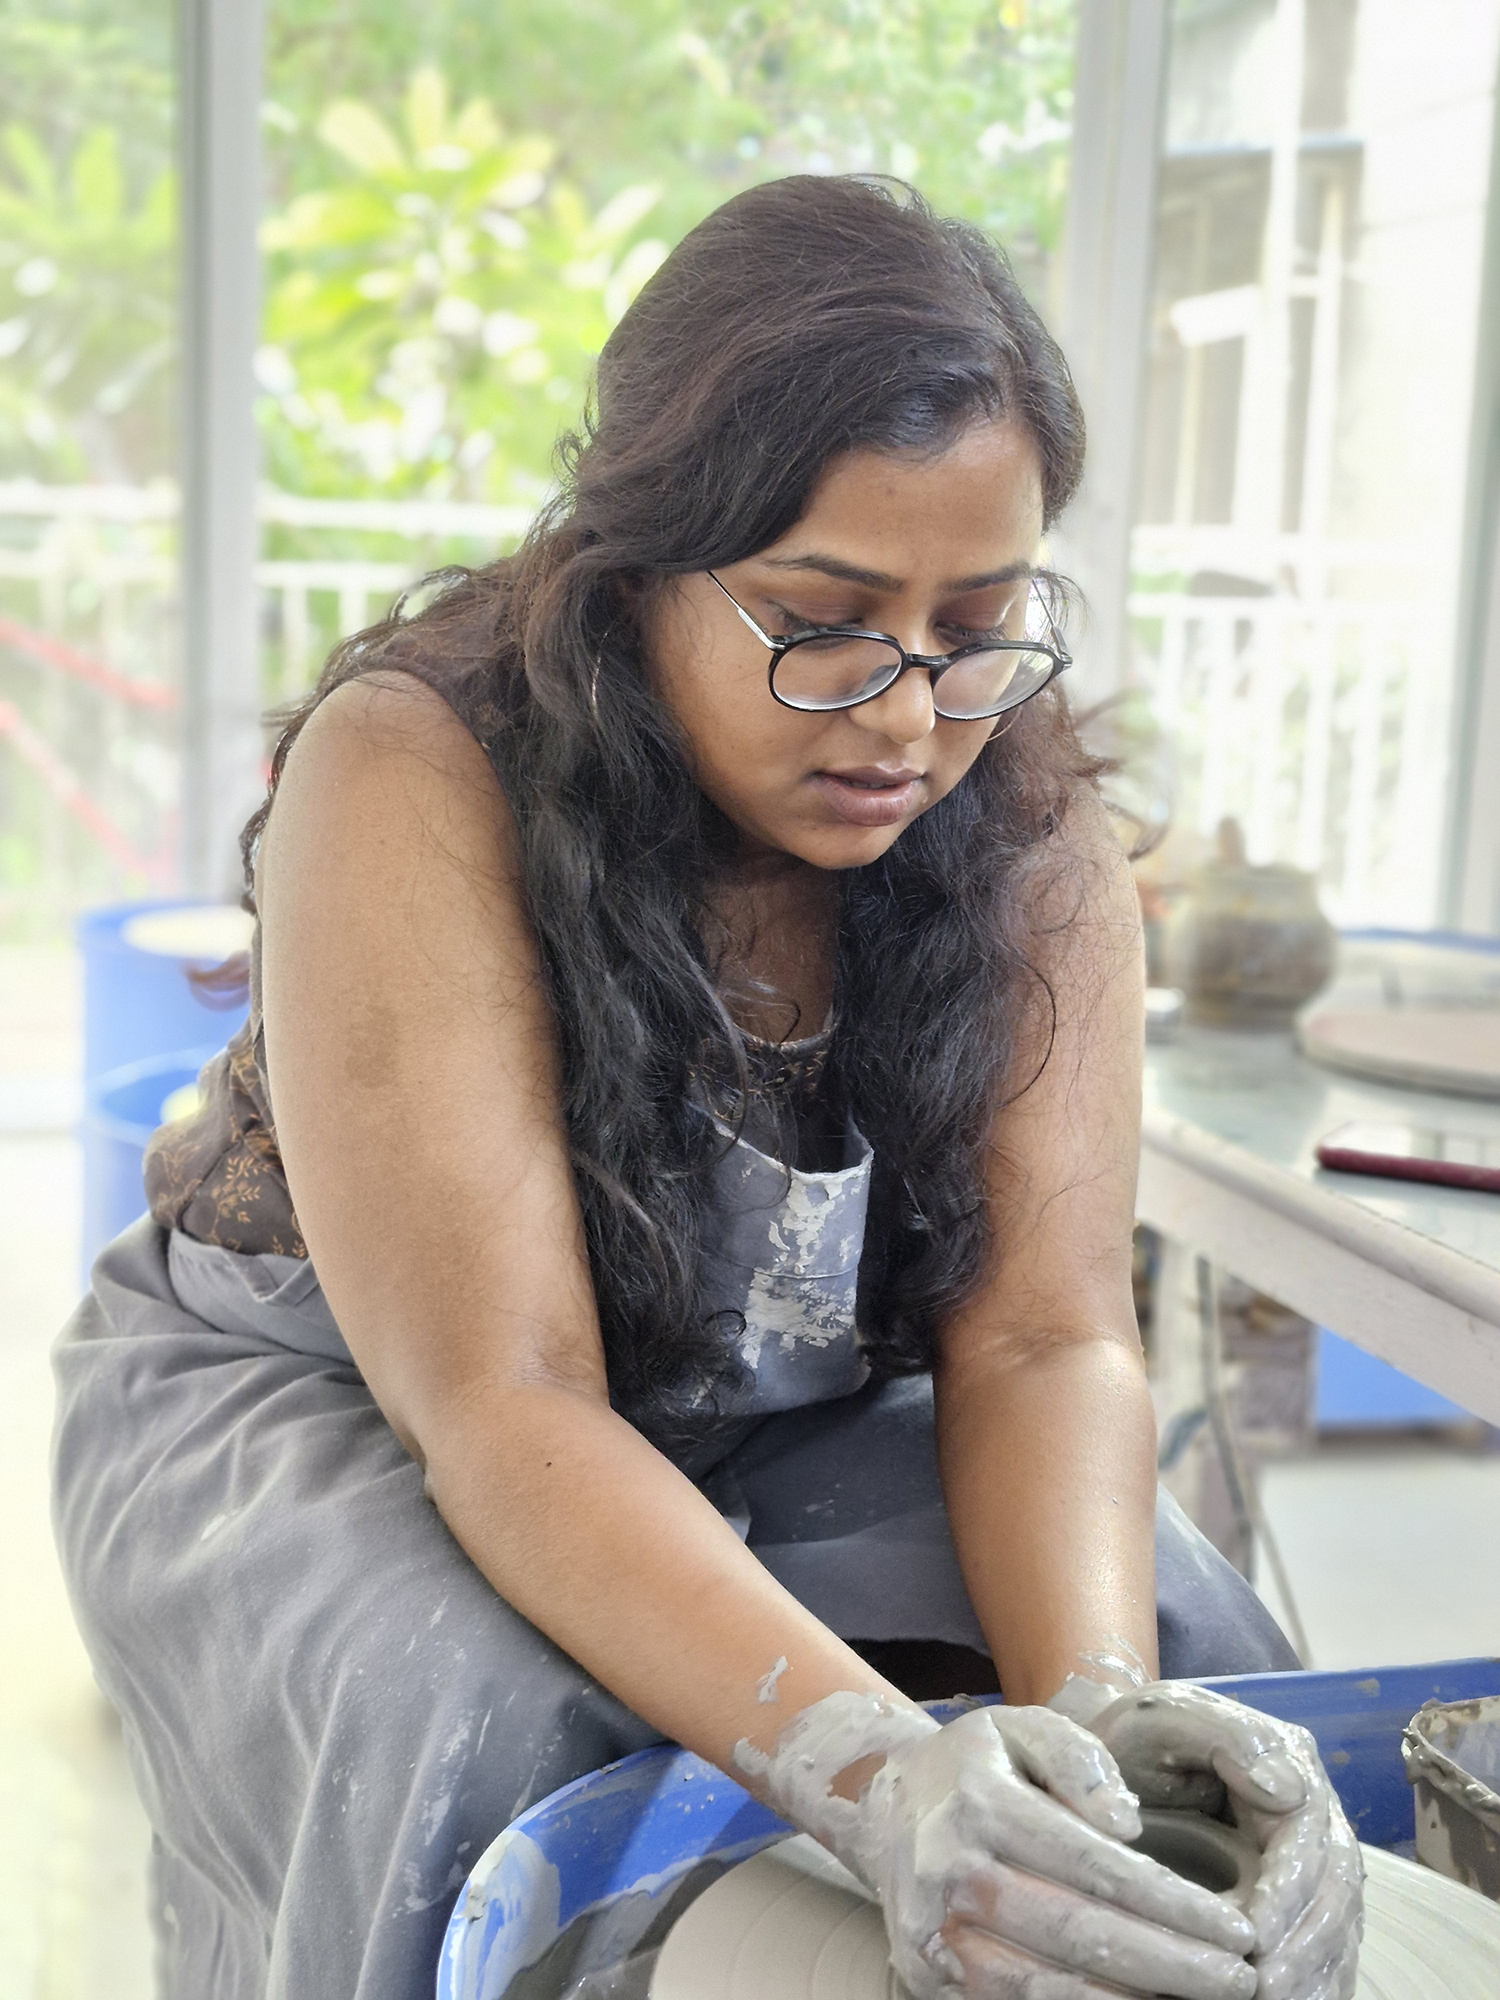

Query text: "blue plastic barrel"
[436, 1659, 1500, 1998]
[82, 1050, 220, 1272]
[1315, 1329, 1468, 1427]
[77, 900, 249, 1090]
[77, 900, 250, 1275]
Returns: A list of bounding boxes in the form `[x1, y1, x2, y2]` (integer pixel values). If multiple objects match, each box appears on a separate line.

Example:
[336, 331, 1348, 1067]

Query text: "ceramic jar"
[1165, 819, 1336, 1029]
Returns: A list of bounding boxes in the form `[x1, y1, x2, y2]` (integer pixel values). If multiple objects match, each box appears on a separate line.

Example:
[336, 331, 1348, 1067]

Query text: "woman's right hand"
[750, 1695, 1258, 2000]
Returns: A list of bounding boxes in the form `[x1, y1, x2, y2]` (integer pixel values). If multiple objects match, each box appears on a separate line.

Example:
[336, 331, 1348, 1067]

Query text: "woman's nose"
[848, 665, 937, 745]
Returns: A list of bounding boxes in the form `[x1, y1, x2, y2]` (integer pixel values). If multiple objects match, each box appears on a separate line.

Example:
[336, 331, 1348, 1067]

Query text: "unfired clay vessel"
[1164, 819, 1336, 1029]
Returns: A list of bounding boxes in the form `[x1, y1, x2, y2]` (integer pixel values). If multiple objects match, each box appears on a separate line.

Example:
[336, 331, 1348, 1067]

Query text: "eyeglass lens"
[772, 636, 1056, 719]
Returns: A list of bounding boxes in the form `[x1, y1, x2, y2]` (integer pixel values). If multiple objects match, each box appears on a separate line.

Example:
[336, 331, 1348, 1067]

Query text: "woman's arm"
[259, 686, 1263, 1997]
[257, 673, 907, 1782]
[934, 787, 1158, 1707]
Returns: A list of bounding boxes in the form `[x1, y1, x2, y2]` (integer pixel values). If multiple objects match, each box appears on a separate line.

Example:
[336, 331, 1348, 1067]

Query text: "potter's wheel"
[650, 1832, 1500, 1999]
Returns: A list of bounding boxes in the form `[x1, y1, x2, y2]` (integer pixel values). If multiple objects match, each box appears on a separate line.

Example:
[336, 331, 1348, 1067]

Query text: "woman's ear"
[613, 570, 651, 612]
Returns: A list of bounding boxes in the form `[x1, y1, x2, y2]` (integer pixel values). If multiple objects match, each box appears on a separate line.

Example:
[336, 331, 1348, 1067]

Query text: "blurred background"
[2, 1, 1499, 1992]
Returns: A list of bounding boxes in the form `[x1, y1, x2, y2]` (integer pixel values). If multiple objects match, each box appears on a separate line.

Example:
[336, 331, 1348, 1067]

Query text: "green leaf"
[405, 67, 449, 156]
[590, 182, 661, 245]
[2, 124, 56, 209]
[138, 171, 176, 240]
[263, 186, 395, 252]
[318, 100, 406, 177]
[452, 97, 503, 156]
[70, 127, 123, 225]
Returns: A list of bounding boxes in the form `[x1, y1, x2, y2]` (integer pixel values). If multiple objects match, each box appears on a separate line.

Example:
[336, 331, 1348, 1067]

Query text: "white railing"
[0, 485, 1445, 928]
[0, 479, 533, 539]
[0, 481, 527, 705]
[1127, 525, 1444, 926]
[0, 483, 528, 920]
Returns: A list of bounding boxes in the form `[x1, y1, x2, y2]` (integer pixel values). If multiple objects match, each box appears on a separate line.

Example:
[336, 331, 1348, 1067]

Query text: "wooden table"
[1138, 1026, 1500, 1425]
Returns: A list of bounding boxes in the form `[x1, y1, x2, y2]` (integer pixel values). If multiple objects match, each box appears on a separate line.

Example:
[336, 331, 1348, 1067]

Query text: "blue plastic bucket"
[77, 900, 249, 1090]
[82, 1049, 218, 1272]
[77, 899, 250, 1274]
[437, 1658, 1500, 1999]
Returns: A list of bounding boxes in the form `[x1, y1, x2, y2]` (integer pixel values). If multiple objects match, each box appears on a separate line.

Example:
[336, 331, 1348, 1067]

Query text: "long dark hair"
[246, 176, 1097, 1451]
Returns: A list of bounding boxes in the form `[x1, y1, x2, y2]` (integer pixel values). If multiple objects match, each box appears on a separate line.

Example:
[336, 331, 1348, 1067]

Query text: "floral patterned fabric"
[142, 937, 307, 1259]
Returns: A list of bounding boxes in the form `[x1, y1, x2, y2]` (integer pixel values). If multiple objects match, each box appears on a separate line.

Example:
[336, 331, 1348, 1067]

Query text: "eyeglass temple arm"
[706, 571, 780, 649]
[710, 567, 1071, 670]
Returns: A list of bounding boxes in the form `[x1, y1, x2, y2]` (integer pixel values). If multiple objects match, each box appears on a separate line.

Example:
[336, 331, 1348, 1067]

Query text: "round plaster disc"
[1298, 1007, 1500, 1099]
[649, 1835, 1500, 2000]
[120, 904, 255, 962]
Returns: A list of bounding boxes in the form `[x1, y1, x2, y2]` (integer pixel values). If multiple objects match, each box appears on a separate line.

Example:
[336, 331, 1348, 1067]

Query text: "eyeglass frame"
[704, 570, 1072, 721]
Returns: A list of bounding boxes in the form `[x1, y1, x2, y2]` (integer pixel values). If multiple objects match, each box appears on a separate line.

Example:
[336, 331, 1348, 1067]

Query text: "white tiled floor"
[0, 946, 1497, 1997]
[0, 949, 153, 1999]
[1256, 1444, 1500, 1671]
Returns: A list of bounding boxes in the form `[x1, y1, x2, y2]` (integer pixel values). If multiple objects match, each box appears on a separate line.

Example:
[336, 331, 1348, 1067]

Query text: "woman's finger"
[1254, 1890, 1362, 2000]
[951, 1860, 1258, 2000]
[1251, 1819, 1364, 1999]
[1243, 1782, 1333, 1953]
[945, 1919, 1150, 1999]
[1101, 1688, 1306, 1814]
[990, 1707, 1142, 1840]
[1213, 1720, 1322, 1817]
[963, 1777, 1256, 1955]
[1325, 1930, 1362, 2000]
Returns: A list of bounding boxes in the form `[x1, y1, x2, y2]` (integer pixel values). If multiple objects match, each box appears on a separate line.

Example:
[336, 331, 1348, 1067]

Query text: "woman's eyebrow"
[759, 553, 1036, 591]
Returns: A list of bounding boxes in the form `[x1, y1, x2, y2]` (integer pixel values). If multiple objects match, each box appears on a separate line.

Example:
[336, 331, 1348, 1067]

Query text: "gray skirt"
[52, 1219, 1296, 2000]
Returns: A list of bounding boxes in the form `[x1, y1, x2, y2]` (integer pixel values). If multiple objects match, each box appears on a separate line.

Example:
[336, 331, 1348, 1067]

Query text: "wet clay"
[1083, 1677, 1366, 1987]
[649, 1838, 1500, 2000]
[1403, 1696, 1500, 1900]
[755, 1657, 791, 1705]
[739, 1693, 1257, 1998]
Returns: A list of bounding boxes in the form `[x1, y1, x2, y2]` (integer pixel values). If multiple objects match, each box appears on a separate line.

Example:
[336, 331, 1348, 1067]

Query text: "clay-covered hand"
[1078, 1681, 1364, 2000]
[739, 1692, 1258, 1999]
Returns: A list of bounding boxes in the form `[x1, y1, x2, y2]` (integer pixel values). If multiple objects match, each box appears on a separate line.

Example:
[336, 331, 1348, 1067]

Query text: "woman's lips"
[809, 769, 923, 827]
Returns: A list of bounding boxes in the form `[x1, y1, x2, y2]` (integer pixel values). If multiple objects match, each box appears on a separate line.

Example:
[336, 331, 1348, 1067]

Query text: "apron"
[52, 1122, 1296, 2000]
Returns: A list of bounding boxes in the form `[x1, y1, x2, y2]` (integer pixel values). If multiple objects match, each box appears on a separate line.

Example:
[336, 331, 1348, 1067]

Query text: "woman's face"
[645, 417, 1047, 872]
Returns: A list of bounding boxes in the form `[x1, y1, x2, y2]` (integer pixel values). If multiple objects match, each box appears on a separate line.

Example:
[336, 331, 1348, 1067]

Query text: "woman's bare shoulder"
[260, 666, 521, 908]
[283, 667, 508, 806]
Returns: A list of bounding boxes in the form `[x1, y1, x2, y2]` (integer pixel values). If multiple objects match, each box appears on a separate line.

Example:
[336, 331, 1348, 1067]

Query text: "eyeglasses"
[706, 571, 1071, 722]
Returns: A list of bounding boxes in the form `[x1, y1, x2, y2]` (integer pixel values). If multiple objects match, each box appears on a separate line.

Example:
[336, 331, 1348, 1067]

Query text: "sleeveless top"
[144, 931, 874, 1462]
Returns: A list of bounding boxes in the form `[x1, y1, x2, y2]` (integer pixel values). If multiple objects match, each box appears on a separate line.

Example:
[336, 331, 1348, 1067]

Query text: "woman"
[53, 177, 1359, 2000]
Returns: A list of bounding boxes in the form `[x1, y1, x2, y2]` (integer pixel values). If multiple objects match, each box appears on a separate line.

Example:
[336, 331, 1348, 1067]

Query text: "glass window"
[0, 1, 1083, 936]
[1130, 0, 1500, 923]
[2, 0, 1083, 938]
[0, 0, 178, 934]
[253, 0, 1078, 701]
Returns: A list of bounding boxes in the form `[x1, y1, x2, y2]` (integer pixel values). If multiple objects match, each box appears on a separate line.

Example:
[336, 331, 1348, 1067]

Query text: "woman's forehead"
[760, 420, 1044, 585]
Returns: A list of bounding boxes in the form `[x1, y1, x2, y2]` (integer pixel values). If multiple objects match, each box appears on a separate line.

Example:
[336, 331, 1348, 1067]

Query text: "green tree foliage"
[258, 69, 668, 503]
[256, 0, 1075, 503]
[0, 122, 175, 480]
[261, 0, 1075, 254]
[0, 1, 175, 479]
[0, 0, 1076, 495]
[0, 3, 172, 185]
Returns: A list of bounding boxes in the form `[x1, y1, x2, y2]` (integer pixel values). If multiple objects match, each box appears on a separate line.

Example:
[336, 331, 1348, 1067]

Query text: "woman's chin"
[788, 819, 910, 871]
[715, 797, 917, 871]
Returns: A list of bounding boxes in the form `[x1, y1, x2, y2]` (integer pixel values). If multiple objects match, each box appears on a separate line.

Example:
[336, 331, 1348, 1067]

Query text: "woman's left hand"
[1065, 1681, 1364, 2000]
